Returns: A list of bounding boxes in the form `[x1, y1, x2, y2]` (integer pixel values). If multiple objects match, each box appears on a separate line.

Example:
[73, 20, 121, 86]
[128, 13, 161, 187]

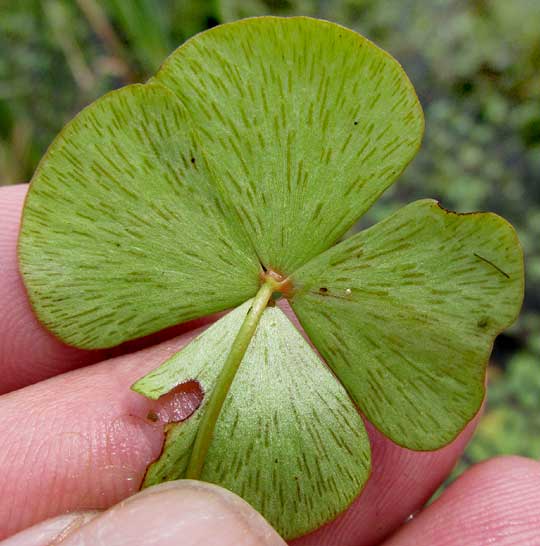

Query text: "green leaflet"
[290, 200, 524, 450]
[133, 302, 370, 540]
[19, 84, 260, 349]
[153, 16, 424, 273]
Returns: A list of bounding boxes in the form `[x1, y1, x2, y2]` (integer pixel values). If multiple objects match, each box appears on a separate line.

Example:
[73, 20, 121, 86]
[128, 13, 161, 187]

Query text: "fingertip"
[383, 456, 540, 545]
[59, 480, 286, 546]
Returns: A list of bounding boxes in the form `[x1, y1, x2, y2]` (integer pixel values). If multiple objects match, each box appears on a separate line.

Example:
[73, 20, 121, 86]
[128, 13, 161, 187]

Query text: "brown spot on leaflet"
[477, 317, 489, 328]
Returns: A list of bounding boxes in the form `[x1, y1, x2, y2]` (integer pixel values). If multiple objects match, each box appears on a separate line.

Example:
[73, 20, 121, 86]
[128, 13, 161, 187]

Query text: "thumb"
[4, 481, 286, 546]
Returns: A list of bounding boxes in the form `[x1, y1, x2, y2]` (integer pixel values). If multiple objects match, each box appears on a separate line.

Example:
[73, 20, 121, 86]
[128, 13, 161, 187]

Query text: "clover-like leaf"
[152, 16, 423, 272]
[17, 15, 524, 541]
[133, 301, 370, 539]
[289, 200, 524, 450]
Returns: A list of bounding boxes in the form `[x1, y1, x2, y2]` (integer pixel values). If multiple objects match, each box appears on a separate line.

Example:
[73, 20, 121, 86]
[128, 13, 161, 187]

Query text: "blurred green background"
[1, 0, 539, 481]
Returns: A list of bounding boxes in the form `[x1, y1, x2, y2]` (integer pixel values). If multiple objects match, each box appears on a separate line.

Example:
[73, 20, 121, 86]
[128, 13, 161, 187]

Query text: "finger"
[0, 323, 480, 543]
[60, 481, 285, 546]
[0, 184, 217, 394]
[0, 184, 103, 393]
[294, 414, 480, 546]
[0, 329, 204, 540]
[381, 456, 540, 545]
[1, 512, 98, 546]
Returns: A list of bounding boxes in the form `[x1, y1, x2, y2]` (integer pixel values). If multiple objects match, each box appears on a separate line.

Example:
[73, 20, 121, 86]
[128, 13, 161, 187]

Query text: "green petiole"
[185, 279, 275, 479]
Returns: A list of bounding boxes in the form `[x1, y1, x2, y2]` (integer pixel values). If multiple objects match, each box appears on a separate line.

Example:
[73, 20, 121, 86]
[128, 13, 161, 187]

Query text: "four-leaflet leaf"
[18, 16, 524, 540]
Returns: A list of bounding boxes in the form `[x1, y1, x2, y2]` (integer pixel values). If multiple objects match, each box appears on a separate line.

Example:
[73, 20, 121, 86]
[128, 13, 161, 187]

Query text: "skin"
[1, 184, 539, 545]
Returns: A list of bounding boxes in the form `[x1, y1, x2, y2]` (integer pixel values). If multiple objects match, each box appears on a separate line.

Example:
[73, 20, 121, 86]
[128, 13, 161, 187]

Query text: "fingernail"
[58, 480, 286, 546]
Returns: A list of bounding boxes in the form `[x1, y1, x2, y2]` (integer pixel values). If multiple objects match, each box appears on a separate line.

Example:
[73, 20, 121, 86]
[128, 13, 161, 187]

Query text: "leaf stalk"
[185, 280, 275, 479]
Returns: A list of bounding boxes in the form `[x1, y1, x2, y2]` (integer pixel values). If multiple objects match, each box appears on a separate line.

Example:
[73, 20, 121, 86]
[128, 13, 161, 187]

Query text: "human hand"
[1, 184, 539, 545]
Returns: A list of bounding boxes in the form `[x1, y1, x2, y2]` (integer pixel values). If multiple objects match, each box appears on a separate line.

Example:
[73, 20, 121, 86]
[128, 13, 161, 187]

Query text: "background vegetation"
[1, 0, 539, 482]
